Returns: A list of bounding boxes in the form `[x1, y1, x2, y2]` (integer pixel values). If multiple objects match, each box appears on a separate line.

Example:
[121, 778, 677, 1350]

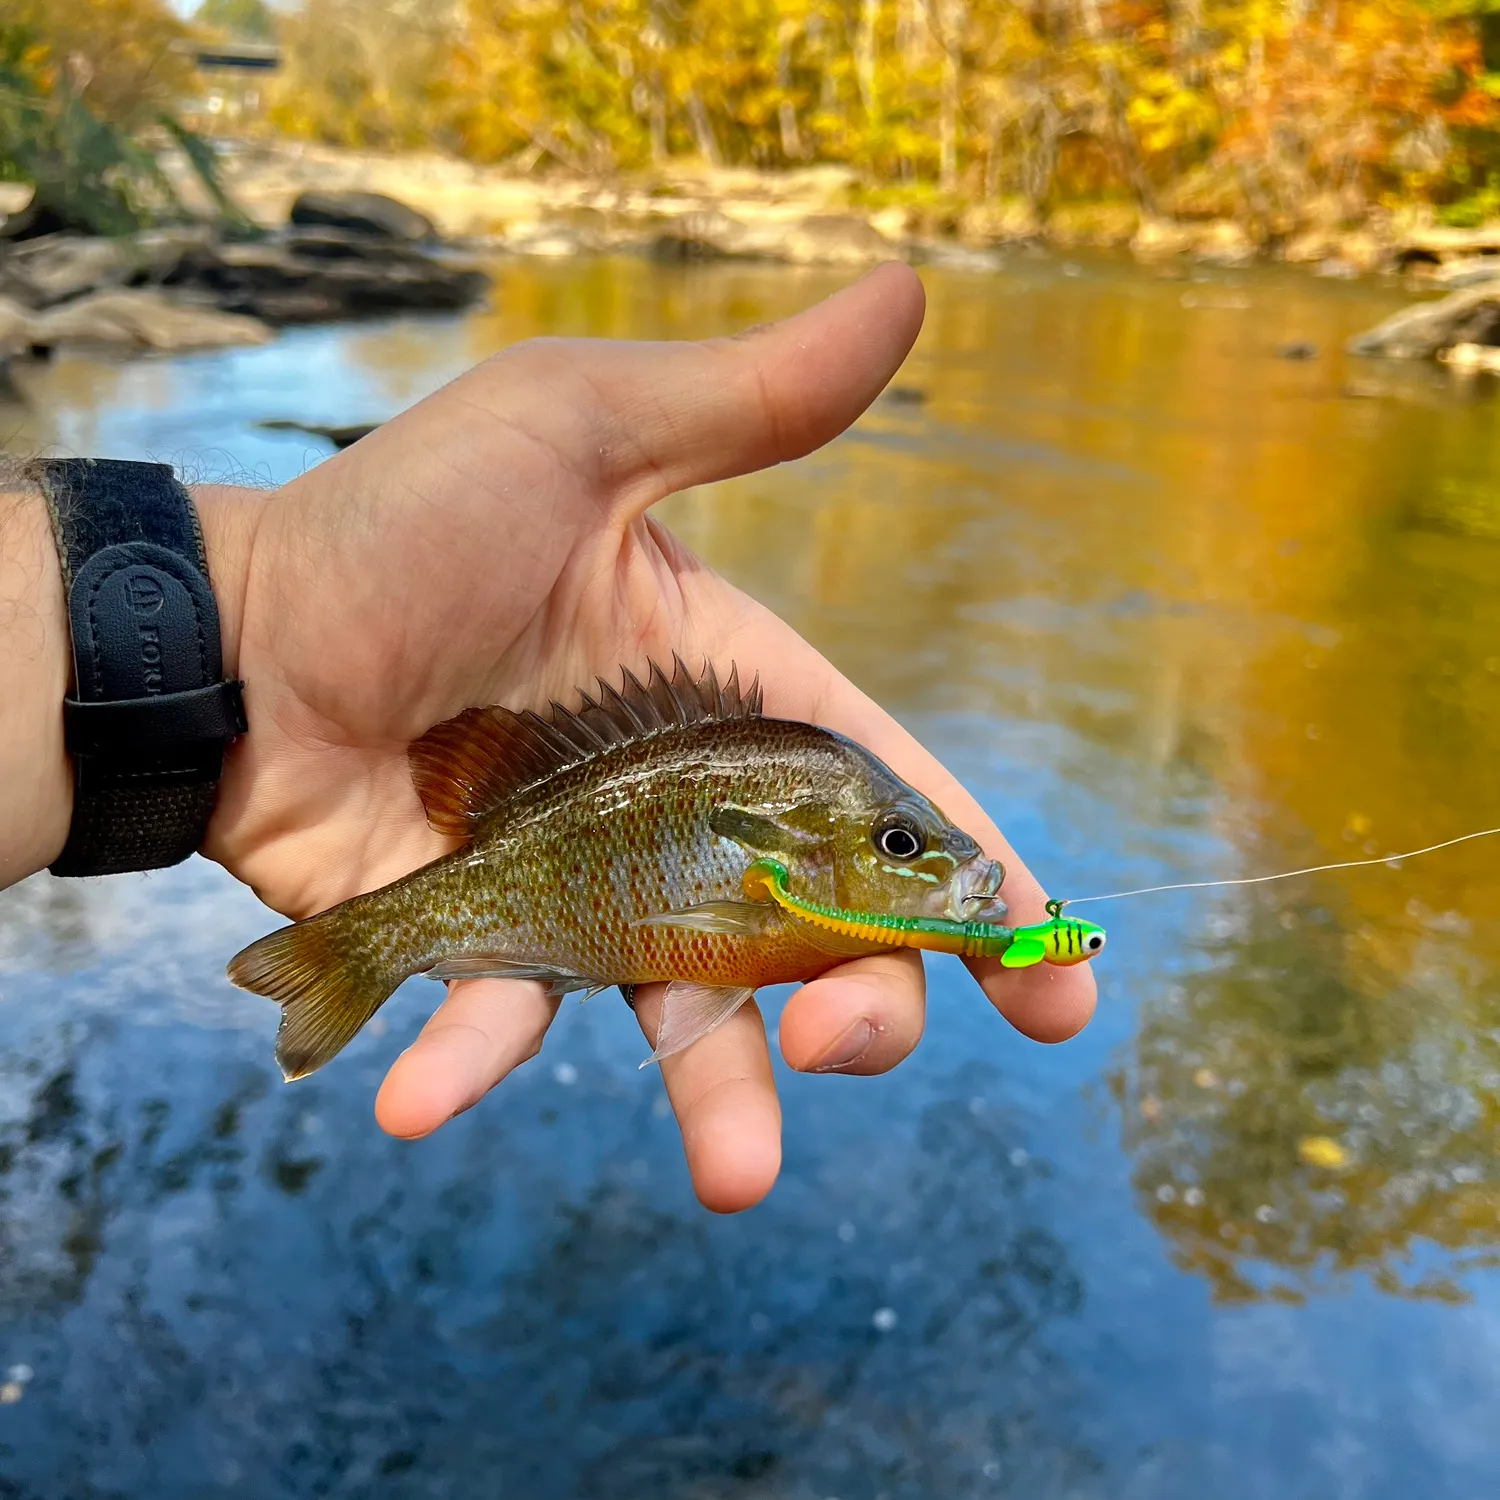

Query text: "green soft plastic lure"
[743, 859, 1106, 969]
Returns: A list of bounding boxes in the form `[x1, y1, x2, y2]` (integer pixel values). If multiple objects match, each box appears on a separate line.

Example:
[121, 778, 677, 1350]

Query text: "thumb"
[483, 261, 926, 514]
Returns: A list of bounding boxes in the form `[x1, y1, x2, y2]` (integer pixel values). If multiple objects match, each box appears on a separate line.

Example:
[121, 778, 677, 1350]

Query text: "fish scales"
[382, 718, 853, 990]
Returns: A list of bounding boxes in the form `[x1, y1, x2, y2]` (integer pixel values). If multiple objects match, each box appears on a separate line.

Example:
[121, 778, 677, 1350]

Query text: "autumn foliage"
[8, 0, 1500, 236]
[254, 0, 1500, 232]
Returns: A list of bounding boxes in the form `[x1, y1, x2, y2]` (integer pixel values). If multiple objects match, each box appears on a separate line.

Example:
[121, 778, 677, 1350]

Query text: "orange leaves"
[249, 0, 1500, 224]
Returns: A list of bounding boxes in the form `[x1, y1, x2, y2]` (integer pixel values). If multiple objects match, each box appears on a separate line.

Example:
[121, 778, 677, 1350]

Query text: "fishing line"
[1053, 825, 1500, 911]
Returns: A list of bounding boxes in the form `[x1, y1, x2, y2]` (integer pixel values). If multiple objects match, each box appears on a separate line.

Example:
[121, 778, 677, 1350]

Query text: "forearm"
[0, 477, 258, 891]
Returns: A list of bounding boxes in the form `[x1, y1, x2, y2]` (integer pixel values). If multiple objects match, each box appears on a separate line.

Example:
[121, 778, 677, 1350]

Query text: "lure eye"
[875, 815, 925, 862]
[1088, 933, 1105, 952]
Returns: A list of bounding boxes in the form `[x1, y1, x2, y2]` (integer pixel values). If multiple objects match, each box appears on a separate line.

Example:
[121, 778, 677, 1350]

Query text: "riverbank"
[200, 138, 1420, 276]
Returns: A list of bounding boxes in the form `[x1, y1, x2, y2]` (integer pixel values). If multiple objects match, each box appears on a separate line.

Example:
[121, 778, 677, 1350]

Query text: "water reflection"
[1117, 887, 1500, 1303]
[6, 254, 1500, 1491]
[0, 1002, 1099, 1497]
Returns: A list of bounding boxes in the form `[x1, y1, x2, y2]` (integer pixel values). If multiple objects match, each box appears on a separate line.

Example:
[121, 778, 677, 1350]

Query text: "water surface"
[3, 254, 1499, 1498]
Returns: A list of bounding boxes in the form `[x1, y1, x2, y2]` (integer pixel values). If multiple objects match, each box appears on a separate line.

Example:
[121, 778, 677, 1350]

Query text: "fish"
[226, 658, 1096, 1082]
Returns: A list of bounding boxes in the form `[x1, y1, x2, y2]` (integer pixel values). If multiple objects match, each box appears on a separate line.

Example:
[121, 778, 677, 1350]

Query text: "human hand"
[194, 263, 1095, 1212]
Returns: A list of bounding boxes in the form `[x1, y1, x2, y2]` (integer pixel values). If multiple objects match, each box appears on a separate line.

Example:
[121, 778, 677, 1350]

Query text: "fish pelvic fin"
[408, 657, 762, 838]
[642, 982, 755, 1068]
[1000, 935, 1048, 969]
[228, 909, 408, 1081]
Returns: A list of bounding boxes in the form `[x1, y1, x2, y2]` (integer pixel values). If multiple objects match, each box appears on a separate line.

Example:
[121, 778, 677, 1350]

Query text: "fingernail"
[811, 1018, 874, 1073]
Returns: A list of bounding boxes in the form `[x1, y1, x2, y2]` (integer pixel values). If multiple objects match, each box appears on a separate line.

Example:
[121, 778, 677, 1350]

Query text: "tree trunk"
[685, 86, 721, 165]
[777, 22, 803, 160]
[856, 0, 879, 125]
[940, 47, 958, 189]
[1075, 0, 1157, 214]
[933, 0, 967, 192]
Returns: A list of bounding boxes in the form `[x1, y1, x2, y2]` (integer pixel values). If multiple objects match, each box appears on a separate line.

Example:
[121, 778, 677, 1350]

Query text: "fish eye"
[875, 814, 925, 862]
[1088, 933, 1104, 951]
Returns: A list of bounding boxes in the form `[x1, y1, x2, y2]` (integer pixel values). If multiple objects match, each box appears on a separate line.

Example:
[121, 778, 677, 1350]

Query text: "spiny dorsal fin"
[409, 656, 762, 837]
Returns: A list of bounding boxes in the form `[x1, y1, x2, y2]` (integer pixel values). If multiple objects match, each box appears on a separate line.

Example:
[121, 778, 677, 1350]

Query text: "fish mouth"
[947, 856, 1007, 923]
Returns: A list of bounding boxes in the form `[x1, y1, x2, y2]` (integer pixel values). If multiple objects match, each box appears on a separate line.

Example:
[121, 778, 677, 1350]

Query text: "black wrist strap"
[39, 459, 247, 876]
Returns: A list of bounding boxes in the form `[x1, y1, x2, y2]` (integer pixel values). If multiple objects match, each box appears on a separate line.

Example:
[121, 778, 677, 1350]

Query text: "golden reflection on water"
[10, 253, 1500, 1301]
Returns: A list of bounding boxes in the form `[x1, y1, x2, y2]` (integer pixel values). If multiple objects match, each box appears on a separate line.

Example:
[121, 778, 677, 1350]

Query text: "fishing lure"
[743, 858, 1107, 968]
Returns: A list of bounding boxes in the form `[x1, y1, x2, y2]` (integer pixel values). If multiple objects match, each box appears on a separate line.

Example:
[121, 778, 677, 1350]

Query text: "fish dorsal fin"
[409, 656, 762, 837]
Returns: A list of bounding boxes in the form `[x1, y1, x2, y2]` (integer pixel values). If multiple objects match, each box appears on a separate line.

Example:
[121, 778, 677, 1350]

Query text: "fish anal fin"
[408, 658, 763, 836]
[424, 953, 599, 998]
[643, 982, 755, 1067]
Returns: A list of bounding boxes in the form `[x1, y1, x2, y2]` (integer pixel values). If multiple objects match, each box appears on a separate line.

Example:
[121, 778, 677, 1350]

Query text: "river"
[2, 252, 1499, 1498]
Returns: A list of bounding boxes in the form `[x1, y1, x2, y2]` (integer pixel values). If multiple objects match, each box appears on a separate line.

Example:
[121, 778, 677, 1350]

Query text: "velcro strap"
[64, 681, 248, 758]
[40, 459, 246, 877]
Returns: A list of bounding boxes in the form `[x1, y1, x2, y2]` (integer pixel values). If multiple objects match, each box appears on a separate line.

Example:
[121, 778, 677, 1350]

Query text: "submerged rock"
[259, 418, 380, 448]
[1348, 284, 1500, 359]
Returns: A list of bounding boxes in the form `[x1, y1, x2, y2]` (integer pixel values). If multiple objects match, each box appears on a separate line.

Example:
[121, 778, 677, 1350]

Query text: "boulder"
[774, 214, 898, 266]
[1348, 285, 1500, 359]
[958, 200, 1043, 246]
[646, 211, 752, 261]
[1131, 218, 1196, 260]
[1433, 255, 1500, 289]
[1438, 341, 1500, 374]
[503, 224, 601, 258]
[910, 241, 1005, 272]
[159, 235, 489, 323]
[288, 190, 437, 243]
[1191, 220, 1255, 265]
[25, 290, 274, 354]
[647, 210, 897, 266]
[0, 295, 32, 355]
[0, 234, 134, 308]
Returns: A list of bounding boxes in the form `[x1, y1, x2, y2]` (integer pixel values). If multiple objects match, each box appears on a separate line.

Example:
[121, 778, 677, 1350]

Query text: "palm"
[201, 266, 1095, 1213]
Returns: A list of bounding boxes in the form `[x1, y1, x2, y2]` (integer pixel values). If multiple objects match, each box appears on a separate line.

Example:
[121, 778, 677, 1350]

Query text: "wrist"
[0, 476, 261, 890]
[0, 481, 71, 885]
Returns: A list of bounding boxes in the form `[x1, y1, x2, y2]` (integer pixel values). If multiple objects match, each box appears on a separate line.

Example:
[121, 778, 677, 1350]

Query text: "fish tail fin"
[227, 905, 407, 1081]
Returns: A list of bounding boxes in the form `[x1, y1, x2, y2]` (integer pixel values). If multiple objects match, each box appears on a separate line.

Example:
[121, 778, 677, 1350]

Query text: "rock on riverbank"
[0, 188, 491, 371]
[181, 139, 1402, 275]
[1348, 284, 1500, 360]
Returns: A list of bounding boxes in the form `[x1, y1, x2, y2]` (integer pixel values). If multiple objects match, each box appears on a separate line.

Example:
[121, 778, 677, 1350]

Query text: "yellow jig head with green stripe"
[742, 860, 1106, 970]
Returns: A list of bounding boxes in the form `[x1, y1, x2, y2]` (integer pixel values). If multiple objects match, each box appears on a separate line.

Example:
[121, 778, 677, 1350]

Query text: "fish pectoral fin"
[423, 955, 598, 999]
[642, 982, 755, 1067]
[709, 804, 825, 858]
[632, 900, 782, 937]
[1000, 937, 1047, 970]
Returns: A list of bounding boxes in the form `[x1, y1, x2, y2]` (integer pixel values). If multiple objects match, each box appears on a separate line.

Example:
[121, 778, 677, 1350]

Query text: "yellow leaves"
[1297, 1135, 1350, 1170]
[4, 0, 194, 126]
[252, 0, 1500, 222]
